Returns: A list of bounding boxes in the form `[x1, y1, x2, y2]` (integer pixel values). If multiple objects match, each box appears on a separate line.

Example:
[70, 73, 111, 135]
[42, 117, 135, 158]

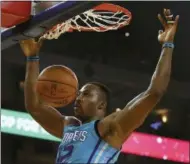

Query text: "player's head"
[74, 82, 111, 122]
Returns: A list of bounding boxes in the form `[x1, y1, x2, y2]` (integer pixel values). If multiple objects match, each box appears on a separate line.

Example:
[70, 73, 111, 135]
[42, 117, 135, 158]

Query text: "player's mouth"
[74, 102, 83, 116]
[74, 102, 82, 110]
[74, 106, 83, 116]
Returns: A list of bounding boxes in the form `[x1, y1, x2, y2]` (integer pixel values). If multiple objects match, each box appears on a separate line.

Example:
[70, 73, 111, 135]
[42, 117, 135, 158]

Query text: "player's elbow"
[145, 89, 165, 100]
[24, 100, 40, 114]
[147, 84, 167, 97]
[148, 75, 170, 96]
[24, 93, 41, 113]
[25, 102, 34, 111]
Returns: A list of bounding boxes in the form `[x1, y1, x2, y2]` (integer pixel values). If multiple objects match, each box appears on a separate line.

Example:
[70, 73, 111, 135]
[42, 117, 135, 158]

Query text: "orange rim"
[46, 3, 132, 34]
[70, 3, 132, 32]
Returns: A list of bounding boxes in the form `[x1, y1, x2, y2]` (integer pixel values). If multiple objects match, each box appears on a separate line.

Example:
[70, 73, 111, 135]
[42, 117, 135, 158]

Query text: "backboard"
[1, 1, 102, 50]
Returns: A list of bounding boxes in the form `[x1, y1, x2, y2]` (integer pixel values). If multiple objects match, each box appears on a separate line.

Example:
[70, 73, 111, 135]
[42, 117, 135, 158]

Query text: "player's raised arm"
[20, 39, 65, 138]
[99, 9, 179, 144]
[115, 9, 179, 140]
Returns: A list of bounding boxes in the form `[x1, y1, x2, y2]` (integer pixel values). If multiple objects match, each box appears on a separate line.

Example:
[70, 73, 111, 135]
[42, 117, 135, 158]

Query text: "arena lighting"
[150, 121, 162, 130]
[1, 109, 189, 163]
[162, 115, 168, 123]
[150, 108, 169, 129]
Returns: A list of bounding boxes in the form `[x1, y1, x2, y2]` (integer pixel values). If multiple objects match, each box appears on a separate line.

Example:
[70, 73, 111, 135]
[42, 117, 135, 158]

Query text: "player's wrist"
[162, 42, 174, 49]
[26, 55, 39, 62]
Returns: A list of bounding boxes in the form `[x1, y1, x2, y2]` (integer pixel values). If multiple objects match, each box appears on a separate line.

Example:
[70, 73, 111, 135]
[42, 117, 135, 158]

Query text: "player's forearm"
[148, 46, 173, 95]
[24, 60, 40, 110]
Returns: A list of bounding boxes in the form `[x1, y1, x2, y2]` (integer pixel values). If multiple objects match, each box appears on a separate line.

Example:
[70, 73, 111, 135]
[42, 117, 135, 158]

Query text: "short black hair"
[87, 82, 111, 112]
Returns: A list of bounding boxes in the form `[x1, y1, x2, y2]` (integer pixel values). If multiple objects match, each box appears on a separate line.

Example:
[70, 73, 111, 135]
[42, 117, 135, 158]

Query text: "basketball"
[36, 65, 78, 108]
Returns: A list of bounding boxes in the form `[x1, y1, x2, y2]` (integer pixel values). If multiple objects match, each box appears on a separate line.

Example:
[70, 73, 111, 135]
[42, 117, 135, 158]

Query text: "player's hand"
[20, 39, 43, 56]
[158, 9, 179, 44]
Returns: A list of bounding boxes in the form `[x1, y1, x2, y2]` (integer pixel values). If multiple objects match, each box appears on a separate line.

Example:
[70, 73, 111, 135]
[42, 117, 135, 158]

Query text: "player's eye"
[83, 92, 89, 96]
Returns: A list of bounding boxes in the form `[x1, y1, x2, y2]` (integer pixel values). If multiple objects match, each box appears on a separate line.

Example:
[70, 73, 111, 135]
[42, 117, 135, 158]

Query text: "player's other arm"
[99, 9, 179, 143]
[20, 39, 64, 139]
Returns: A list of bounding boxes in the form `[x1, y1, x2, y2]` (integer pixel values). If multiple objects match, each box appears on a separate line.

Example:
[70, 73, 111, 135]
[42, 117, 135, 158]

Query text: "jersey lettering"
[56, 121, 120, 163]
[80, 131, 87, 141]
[63, 131, 88, 143]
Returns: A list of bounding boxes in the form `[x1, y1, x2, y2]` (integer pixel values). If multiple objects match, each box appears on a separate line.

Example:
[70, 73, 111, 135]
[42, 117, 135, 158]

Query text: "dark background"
[1, 1, 190, 164]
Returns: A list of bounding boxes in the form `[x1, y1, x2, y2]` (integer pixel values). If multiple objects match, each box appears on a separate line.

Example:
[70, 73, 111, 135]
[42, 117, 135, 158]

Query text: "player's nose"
[75, 95, 82, 103]
[74, 99, 82, 109]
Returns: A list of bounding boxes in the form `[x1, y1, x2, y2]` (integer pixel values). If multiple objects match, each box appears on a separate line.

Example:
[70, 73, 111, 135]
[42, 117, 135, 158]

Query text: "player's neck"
[82, 118, 94, 124]
[81, 116, 100, 124]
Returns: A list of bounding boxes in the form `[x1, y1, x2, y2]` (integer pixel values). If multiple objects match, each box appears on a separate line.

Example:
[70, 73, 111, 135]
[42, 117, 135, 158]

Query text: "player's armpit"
[27, 103, 65, 139]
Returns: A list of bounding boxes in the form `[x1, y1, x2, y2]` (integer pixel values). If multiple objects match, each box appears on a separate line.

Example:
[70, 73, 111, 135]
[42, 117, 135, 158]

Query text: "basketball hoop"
[40, 3, 132, 40]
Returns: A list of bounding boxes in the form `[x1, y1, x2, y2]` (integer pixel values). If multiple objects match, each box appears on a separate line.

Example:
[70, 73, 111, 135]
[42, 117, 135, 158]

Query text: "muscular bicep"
[114, 91, 162, 140]
[27, 104, 65, 139]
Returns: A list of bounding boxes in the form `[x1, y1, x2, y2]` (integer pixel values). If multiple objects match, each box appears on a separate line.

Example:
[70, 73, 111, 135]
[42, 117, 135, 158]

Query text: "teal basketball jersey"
[56, 120, 120, 163]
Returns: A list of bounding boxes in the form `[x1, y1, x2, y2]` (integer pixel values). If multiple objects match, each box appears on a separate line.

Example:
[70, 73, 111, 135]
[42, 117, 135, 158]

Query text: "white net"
[40, 4, 131, 40]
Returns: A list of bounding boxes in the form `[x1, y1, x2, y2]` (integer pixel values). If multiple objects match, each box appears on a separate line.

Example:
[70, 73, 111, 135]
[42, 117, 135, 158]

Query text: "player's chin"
[74, 107, 83, 116]
[74, 109, 89, 121]
[74, 112, 85, 122]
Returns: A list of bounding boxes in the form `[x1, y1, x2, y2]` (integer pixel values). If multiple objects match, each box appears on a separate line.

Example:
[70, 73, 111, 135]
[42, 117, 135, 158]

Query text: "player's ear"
[96, 101, 107, 118]
[98, 101, 107, 111]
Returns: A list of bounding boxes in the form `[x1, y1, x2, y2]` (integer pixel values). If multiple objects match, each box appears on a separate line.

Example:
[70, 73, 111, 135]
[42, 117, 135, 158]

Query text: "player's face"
[74, 84, 103, 122]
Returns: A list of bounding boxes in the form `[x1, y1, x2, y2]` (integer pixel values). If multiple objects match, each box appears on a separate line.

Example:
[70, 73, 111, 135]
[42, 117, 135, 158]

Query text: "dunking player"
[20, 9, 179, 163]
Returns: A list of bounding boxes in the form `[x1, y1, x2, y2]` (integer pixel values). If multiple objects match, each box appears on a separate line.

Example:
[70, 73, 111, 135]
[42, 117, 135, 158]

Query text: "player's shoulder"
[64, 116, 99, 127]
[64, 116, 82, 127]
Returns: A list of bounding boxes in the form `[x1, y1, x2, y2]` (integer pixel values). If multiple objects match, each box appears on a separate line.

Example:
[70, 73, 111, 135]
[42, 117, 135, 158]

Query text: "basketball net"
[40, 3, 132, 40]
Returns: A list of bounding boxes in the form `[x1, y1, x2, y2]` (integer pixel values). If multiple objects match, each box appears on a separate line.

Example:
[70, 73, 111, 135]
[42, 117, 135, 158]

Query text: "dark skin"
[74, 84, 106, 123]
[20, 9, 179, 149]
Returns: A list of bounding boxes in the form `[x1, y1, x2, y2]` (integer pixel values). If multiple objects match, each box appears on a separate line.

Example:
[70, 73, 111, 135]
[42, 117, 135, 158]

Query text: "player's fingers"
[38, 37, 44, 45]
[163, 9, 174, 22]
[37, 39, 43, 49]
[163, 8, 167, 16]
[165, 9, 171, 16]
[174, 15, 180, 26]
[164, 8, 171, 17]
[167, 15, 179, 29]
[20, 39, 35, 45]
[19, 40, 26, 48]
[158, 14, 167, 28]
[19, 39, 27, 44]
[166, 14, 173, 21]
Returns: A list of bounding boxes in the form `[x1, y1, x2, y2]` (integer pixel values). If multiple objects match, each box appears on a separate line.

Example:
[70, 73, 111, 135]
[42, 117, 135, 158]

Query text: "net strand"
[40, 8, 131, 40]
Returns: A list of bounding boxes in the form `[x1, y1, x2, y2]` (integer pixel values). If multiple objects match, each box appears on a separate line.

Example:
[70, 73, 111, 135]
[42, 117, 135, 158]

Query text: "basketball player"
[20, 9, 179, 163]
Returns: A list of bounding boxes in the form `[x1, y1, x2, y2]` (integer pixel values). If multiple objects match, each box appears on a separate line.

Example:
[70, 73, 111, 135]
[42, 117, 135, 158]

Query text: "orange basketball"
[36, 65, 78, 108]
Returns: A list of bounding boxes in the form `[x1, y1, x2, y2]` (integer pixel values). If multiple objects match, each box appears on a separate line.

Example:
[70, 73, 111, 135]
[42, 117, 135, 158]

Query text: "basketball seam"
[53, 66, 79, 88]
[39, 92, 76, 100]
[42, 65, 78, 84]
[37, 79, 77, 89]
